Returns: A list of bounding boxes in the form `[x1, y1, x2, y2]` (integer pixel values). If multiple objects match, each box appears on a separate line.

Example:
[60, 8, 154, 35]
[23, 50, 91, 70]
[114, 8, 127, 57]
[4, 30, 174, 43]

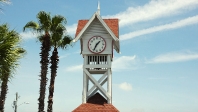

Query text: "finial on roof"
[97, 1, 100, 15]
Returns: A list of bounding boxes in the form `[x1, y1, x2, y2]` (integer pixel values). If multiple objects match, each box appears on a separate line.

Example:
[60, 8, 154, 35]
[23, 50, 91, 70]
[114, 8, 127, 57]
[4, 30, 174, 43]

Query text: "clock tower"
[72, 3, 120, 112]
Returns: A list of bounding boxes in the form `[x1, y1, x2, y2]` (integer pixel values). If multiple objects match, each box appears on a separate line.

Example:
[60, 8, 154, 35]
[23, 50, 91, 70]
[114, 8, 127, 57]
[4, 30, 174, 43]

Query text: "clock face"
[88, 36, 106, 53]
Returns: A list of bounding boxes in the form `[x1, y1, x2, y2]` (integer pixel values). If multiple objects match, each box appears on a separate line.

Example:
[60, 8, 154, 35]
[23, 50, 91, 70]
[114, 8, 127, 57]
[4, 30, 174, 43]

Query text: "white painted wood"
[73, 11, 120, 53]
[96, 14, 119, 41]
[83, 34, 111, 38]
[84, 65, 110, 68]
[107, 68, 112, 104]
[82, 55, 113, 103]
[76, 8, 121, 104]
[87, 73, 107, 95]
[82, 71, 87, 103]
[84, 69, 110, 99]
[97, 1, 100, 15]
[107, 54, 111, 66]
[74, 13, 118, 42]
[81, 19, 113, 55]
[74, 13, 96, 42]
[88, 78, 107, 99]
[82, 51, 112, 55]
[86, 74, 89, 95]
[82, 38, 112, 55]
[82, 56, 87, 103]
[84, 55, 87, 65]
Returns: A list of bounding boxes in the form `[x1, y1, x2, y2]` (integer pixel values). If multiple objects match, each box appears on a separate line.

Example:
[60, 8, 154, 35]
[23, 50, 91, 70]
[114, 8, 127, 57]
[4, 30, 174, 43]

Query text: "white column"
[107, 68, 112, 104]
[82, 56, 88, 103]
[82, 71, 87, 103]
[107, 55, 112, 104]
[86, 74, 89, 96]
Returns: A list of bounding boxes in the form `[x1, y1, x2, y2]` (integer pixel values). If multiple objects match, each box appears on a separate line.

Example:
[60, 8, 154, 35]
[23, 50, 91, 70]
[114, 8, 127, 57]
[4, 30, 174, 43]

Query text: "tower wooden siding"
[81, 18, 113, 55]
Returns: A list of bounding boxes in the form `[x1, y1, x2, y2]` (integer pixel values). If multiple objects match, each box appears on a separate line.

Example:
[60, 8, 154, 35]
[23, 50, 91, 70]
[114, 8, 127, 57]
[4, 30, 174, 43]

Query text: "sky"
[0, 0, 198, 112]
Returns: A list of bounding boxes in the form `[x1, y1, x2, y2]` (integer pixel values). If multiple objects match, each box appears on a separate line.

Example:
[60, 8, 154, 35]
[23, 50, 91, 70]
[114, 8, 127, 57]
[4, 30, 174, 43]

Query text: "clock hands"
[93, 41, 101, 51]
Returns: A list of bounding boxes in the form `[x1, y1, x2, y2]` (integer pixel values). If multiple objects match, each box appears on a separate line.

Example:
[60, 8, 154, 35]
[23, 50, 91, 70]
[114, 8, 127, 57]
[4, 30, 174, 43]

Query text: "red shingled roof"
[72, 103, 119, 112]
[75, 19, 119, 38]
[72, 93, 119, 112]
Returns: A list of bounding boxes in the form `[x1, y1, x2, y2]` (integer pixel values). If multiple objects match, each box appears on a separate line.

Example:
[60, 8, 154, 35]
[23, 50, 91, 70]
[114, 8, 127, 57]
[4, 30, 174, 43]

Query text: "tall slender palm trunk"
[47, 48, 58, 112]
[38, 34, 50, 112]
[0, 74, 9, 112]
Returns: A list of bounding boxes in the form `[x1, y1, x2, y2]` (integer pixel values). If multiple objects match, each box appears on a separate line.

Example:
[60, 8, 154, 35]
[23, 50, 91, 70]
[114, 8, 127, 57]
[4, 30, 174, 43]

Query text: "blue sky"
[1, 0, 198, 112]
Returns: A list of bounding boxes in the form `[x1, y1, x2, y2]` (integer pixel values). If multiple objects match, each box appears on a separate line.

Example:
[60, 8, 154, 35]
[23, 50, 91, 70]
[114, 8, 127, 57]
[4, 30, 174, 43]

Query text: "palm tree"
[47, 15, 72, 112]
[0, 0, 10, 2]
[23, 11, 51, 112]
[0, 0, 11, 11]
[0, 0, 10, 5]
[0, 24, 26, 112]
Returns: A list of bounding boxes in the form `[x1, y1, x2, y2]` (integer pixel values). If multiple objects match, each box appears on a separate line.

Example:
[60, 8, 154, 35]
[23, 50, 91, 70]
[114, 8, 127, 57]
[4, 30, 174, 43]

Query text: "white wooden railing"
[84, 55, 110, 70]
[87, 55, 107, 65]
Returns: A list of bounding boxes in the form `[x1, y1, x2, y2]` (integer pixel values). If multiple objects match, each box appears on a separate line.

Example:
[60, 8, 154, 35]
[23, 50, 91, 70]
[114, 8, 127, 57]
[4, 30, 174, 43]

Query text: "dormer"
[73, 10, 120, 55]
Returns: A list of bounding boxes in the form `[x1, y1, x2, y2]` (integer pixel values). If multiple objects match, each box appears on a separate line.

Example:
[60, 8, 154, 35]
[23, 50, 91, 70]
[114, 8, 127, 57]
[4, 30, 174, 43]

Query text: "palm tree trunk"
[0, 74, 9, 112]
[38, 34, 50, 112]
[47, 48, 58, 112]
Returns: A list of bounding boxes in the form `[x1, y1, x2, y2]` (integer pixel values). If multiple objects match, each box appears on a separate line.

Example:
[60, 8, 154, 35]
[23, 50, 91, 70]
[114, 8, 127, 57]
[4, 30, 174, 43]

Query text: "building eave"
[73, 12, 120, 53]
[73, 13, 97, 42]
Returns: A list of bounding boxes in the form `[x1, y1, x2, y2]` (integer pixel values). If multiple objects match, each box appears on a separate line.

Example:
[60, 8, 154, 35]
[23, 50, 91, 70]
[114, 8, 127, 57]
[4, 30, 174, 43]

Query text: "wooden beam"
[82, 71, 87, 103]
[84, 69, 110, 99]
[88, 78, 107, 98]
[87, 73, 107, 95]
[84, 65, 110, 68]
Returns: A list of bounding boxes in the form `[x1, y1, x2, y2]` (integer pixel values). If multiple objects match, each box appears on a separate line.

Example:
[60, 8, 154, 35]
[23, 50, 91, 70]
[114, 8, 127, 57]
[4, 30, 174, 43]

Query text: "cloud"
[131, 108, 145, 112]
[66, 23, 77, 36]
[118, 82, 132, 91]
[148, 77, 169, 80]
[104, 0, 198, 27]
[39, 0, 198, 42]
[120, 15, 198, 40]
[65, 64, 82, 72]
[73, 50, 81, 54]
[20, 24, 77, 40]
[146, 51, 198, 64]
[65, 55, 138, 72]
[112, 55, 138, 70]
[59, 54, 70, 59]
[20, 31, 37, 40]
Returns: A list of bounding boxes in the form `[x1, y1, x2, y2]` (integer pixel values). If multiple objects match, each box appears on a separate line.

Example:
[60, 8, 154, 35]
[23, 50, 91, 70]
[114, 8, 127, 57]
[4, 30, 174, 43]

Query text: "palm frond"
[51, 15, 66, 33]
[54, 24, 66, 35]
[0, 23, 26, 80]
[37, 11, 51, 31]
[0, 0, 11, 3]
[52, 15, 66, 25]
[23, 21, 39, 31]
[59, 35, 73, 49]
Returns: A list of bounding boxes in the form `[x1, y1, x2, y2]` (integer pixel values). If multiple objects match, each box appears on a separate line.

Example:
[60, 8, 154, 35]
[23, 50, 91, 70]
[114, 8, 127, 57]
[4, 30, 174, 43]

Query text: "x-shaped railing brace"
[84, 69, 110, 99]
